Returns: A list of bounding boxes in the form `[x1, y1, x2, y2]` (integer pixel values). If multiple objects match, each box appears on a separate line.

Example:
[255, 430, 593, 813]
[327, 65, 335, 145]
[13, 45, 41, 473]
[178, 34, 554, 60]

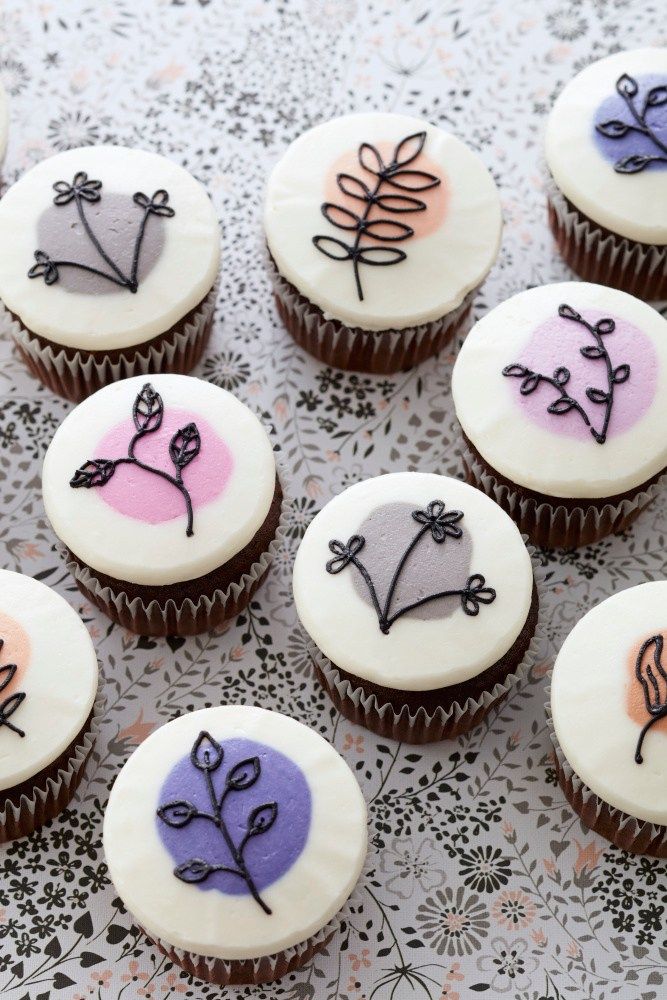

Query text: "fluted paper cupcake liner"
[462, 442, 666, 549]
[2, 280, 218, 403]
[0, 687, 104, 843]
[545, 172, 666, 300]
[545, 687, 667, 857]
[270, 258, 474, 374]
[308, 544, 547, 744]
[141, 873, 366, 985]
[63, 466, 291, 636]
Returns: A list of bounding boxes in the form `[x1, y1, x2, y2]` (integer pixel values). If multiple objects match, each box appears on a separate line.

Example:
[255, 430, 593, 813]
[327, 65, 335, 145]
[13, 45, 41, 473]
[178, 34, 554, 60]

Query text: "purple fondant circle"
[157, 737, 312, 897]
[593, 73, 667, 172]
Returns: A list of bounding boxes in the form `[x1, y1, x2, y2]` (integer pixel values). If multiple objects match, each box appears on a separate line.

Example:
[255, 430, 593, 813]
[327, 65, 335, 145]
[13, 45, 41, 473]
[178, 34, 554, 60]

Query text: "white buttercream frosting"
[545, 48, 667, 245]
[293, 472, 533, 691]
[103, 705, 368, 961]
[264, 113, 501, 331]
[0, 145, 220, 349]
[551, 581, 667, 826]
[452, 282, 667, 499]
[0, 569, 98, 792]
[42, 374, 277, 586]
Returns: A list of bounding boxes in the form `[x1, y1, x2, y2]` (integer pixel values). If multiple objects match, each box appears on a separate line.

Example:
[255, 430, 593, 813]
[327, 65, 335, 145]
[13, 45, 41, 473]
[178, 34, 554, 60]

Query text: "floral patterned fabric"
[0, 1, 666, 998]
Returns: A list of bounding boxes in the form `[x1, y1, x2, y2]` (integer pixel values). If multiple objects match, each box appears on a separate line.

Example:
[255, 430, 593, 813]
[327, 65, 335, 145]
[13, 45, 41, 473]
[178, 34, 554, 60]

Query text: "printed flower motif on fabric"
[326, 499, 496, 634]
[596, 73, 667, 174]
[312, 131, 441, 301]
[157, 731, 277, 915]
[28, 171, 175, 291]
[0, 638, 26, 738]
[502, 304, 630, 445]
[633, 635, 667, 764]
[70, 383, 201, 537]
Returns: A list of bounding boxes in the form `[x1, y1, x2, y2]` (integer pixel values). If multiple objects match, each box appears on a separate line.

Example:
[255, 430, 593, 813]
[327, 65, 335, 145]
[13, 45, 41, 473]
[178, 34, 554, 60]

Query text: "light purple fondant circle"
[593, 72, 667, 172]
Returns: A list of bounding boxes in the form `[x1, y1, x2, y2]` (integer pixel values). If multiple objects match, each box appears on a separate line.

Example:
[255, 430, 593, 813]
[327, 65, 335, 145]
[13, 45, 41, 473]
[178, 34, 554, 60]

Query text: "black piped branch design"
[28, 171, 175, 291]
[502, 303, 630, 446]
[0, 640, 26, 738]
[634, 634, 667, 764]
[312, 131, 441, 301]
[157, 731, 277, 915]
[69, 382, 200, 537]
[595, 73, 667, 174]
[326, 499, 496, 635]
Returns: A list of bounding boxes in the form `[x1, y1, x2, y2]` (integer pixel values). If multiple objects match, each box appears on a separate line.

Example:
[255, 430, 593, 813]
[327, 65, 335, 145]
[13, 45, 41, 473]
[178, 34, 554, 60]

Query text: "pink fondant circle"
[97, 407, 233, 524]
[509, 310, 657, 441]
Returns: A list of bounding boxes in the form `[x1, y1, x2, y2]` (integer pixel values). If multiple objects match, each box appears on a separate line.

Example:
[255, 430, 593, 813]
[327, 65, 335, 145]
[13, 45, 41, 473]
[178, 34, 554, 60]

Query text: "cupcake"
[42, 374, 285, 636]
[550, 582, 667, 857]
[0, 569, 99, 843]
[452, 282, 667, 548]
[264, 113, 501, 373]
[0, 145, 220, 401]
[293, 472, 540, 743]
[104, 705, 367, 985]
[545, 47, 667, 299]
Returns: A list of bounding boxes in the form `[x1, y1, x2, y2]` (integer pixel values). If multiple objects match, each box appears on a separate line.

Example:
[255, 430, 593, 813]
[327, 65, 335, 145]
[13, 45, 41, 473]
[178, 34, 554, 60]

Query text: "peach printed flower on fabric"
[350, 948, 372, 972]
[343, 732, 365, 753]
[491, 889, 537, 929]
[162, 972, 187, 994]
[121, 960, 150, 985]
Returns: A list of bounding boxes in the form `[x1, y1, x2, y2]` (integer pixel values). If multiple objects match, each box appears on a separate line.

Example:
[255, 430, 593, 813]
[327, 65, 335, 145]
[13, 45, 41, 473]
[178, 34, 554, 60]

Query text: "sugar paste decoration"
[312, 131, 441, 301]
[157, 731, 278, 915]
[634, 634, 667, 765]
[326, 499, 496, 634]
[28, 170, 175, 291]
[595, 73, 667, 174]
[0, 638, 26, 738]
[502, 303, 630, 446]
[70, 382, 201, 537]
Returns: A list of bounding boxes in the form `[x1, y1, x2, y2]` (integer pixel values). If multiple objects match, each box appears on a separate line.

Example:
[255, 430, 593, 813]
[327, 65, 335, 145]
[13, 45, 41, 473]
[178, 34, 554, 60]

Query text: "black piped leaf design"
[70, 383, 200, 537]
[312, 130, 441, 301]
[156, 731, 278, 914]
[70, 459, 116, 489]
[326, 500, 496, 634]
[596, 72, 667, 173]
[634, 635, 667, 764]
[28, 172, 176, 292]
[0, 648, 26, 738]
[502, 303, 630, 446]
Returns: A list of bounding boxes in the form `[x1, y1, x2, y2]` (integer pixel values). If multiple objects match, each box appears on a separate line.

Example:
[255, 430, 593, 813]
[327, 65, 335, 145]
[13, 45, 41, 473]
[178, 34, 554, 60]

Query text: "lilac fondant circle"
[157, 737, 312, 897]
[593, 73, 667, 172]
[508, 310, 657, 441]
[96, 407, 234, 523]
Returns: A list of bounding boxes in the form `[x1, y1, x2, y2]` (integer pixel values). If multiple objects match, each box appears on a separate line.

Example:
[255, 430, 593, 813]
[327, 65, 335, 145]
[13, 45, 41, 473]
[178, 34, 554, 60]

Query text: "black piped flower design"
[596, 73, 667, 174]
[633, 634, 667, 764]
[157, 731, 277, 915]
[28, 171, 175, 293]
[502, 303, 630, 446]
[326, 499, 496, 635]
[69, 382, 201, 537]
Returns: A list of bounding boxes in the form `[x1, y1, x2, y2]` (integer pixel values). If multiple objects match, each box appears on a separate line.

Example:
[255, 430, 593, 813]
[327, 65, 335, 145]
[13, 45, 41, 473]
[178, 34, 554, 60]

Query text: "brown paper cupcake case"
[545, 689, 667, 857]
[142, 880, 365, 986]
[1, 687, 104, 843]
[462, 444, 666, 549]
[62, 464, 291, 636]
[545, 172, 666, 300]
[307, 544, 547, 744]
[269, 259, 474, 374]
[1, 280, 218, 403]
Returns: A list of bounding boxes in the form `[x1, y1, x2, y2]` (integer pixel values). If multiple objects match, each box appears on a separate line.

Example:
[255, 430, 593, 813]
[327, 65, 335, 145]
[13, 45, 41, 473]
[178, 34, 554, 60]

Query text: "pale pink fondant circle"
[96, 407, 234, 524]
[510, 310, 658, 441]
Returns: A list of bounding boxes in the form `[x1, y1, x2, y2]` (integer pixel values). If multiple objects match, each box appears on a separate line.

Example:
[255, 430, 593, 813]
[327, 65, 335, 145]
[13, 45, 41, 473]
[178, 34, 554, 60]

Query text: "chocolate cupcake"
[42, 374, 285, 636]
[452, 282, 667, 548]
[545, 47, 667, 299]
[0, 569, 99, 843]
[103, 705, 368, 985]
[265, 113, 501, 373]
[0, 146, 220, 401]
[293, 472, 540, 743]
[550, 582, 667, 857]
